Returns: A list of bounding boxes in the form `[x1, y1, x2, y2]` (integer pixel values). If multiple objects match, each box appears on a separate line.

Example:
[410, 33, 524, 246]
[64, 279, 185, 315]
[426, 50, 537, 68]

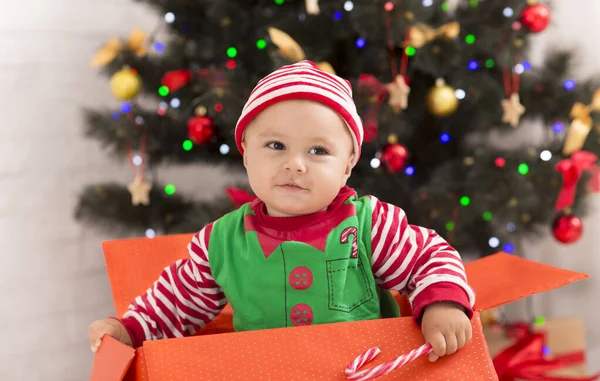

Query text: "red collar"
[244, 186, 357, 257]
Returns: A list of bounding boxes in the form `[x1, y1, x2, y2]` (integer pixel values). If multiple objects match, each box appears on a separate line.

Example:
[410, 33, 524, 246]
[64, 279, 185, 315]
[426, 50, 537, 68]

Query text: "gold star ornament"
[127, 176, 152, 206]
[501, 93, 526, 127]
[386, 76, 411, 113]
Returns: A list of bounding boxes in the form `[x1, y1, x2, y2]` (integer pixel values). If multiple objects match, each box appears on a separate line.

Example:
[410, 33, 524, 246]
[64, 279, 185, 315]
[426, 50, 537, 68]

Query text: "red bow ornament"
[493, 329, 600, 381]
[161, 70, 192, 92]
[555, 150, 600, 211]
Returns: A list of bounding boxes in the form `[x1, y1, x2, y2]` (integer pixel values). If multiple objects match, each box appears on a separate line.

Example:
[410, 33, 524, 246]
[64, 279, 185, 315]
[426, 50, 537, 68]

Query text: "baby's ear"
[241, 141, 248, 168]
[342, 154, 355, 184]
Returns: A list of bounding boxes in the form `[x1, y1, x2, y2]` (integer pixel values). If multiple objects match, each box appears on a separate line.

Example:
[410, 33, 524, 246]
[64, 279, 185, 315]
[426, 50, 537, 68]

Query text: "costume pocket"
[326, 257, 374, 312]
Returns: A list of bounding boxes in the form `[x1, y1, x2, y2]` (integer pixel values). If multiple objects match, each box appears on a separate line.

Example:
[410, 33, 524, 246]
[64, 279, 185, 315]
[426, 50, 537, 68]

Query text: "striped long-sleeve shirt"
[120, 192, 475, 348]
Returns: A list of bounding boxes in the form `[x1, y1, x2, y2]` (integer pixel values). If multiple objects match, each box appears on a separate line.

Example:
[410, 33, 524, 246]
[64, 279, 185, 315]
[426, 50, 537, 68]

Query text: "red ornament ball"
[552, 214, 583, 244]
[382, 143, 409, 173]
[187, 115, 215, 144]
[520, 4, 551, 33]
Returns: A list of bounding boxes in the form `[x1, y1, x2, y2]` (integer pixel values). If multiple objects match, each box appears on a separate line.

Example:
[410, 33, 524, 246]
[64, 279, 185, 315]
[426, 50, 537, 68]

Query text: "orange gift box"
[89, 233, 589, 381]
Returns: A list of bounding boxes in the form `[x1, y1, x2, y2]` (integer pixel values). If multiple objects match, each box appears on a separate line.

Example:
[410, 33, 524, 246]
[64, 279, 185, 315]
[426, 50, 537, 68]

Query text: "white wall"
[0, 1, 598, 380]
[0, 1, 231, 380]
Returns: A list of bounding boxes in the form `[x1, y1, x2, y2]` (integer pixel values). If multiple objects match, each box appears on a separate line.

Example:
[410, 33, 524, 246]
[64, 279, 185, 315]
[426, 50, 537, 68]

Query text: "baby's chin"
[266, 202, 326, 217]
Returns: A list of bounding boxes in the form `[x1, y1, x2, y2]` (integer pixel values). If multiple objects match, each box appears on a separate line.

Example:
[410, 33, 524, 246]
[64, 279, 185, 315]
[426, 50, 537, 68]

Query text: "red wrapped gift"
[484, 318, 599, 381]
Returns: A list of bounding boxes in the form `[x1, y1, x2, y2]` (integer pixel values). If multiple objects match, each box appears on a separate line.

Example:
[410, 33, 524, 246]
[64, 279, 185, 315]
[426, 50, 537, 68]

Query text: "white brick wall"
[0, 1, 598, 380]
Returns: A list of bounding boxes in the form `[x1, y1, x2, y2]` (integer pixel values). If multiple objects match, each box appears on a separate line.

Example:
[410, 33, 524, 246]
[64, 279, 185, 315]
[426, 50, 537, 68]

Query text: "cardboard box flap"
[466, 252, 588, 312]
[90, 335, 135, 381]
[103, 233, 193, 317]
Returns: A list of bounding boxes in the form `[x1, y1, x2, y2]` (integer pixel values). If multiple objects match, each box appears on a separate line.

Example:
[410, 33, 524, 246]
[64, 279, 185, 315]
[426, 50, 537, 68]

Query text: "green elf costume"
[119, 61, 475, 347]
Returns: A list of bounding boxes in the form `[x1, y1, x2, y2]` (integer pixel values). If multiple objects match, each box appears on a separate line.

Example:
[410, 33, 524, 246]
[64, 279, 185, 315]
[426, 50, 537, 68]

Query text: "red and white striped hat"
[235, 60, 363, 165]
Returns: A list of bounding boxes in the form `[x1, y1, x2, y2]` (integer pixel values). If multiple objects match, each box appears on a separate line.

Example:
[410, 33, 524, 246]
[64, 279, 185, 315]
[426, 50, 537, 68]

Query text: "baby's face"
[242, 100, 355, 217]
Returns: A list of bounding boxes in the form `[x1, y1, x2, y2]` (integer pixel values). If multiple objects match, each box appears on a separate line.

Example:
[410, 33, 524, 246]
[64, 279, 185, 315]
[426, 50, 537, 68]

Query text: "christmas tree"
[76, 0, 600, 256]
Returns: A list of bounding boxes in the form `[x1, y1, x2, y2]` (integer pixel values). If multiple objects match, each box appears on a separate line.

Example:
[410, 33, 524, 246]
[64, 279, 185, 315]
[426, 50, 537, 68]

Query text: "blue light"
[440, 133, 450, 143]
[542, 346, 551, 356]
[507, 222, 516, 232]
[154, 42, 165, 52]
[552, 121, 564, 133]
[298, 12, 306, 21]
[356, 38, 366, 48]
[334, 11, 343, 20]
[112, 112, 120, 120]
[503, 243, 515, 253]
[405, 166, 415, 176]
[468, 61, 478, 71]
[564, 79, 576, 91]
[522, 61, 532, 71]
[183, 23, 190, 31]
[120, 103, 132, 113]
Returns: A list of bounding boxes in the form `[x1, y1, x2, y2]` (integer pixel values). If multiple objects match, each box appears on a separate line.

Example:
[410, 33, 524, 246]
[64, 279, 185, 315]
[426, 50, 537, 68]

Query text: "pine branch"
[74, 182, 237, 234]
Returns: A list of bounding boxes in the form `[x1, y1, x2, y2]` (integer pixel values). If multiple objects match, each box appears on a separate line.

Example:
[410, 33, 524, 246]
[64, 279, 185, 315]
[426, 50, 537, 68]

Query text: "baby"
[89, 60, 475, 363]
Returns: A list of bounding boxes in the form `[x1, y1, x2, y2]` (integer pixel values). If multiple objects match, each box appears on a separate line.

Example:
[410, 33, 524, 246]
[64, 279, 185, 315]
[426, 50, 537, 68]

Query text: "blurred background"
[1, 0, 599, 379]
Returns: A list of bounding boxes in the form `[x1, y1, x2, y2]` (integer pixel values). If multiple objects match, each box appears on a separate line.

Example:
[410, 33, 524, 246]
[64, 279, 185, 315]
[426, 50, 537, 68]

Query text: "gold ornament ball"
[426, 78, 459, 117]
[195, 106, 207, 116]
[110, 68, 142, 100]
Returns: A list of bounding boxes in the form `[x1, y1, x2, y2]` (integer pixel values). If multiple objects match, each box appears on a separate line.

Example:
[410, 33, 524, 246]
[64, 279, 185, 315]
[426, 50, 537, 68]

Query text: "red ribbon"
[161, 70, 192, 92]
[225, 187, 257, 208]
[555, 150, 600, 210]
[357, 74, 391, 143]
[493, 326, 600, 381]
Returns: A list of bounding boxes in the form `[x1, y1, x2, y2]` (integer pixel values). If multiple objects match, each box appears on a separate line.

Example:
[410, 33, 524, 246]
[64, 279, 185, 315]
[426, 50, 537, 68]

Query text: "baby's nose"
[284, 154, 307, 174]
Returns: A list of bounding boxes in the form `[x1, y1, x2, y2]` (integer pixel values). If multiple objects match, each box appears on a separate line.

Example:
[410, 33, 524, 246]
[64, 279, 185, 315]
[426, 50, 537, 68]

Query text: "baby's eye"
[267, 141, 285, 150]
[309, 146, 329, 155]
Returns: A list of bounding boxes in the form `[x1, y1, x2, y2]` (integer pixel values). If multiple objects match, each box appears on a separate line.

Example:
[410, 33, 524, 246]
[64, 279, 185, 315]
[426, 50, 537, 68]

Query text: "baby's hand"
[88, 318, 132, 353]
[421, 302, 472, 362]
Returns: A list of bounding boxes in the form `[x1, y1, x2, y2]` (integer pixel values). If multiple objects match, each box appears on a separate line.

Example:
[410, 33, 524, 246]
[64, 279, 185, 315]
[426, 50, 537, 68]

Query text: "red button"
[290, 304, 313, 326]
[289, 266, 313, 290]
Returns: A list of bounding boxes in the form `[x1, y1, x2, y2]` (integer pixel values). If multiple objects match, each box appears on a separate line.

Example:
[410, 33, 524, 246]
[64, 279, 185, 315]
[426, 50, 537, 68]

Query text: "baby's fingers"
[88, 320, 115, 353]
[427, 331, 446, 362]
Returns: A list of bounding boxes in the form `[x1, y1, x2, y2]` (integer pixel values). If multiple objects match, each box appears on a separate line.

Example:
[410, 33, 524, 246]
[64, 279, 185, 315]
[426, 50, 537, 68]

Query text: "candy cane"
[345, 343, 433, 381]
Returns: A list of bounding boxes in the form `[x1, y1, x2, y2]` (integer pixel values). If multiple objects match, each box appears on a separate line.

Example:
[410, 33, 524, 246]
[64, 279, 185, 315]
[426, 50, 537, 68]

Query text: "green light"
[469, 0, 478, 7]
[274, 0, 284, 4]
[460, 196, 471, 206]
[534, 316, 545, 326]
[465, 34, 476, 44]
[165, 184, 176, 195]
[226, 47, 237, 58]
[182, 140, 193, 151]
[158, 86, 169, 96]
[482, 211, 493, 221]
[441, 1, 449, 11]
[256, 39, 267, 50]
[485, 59, 495, 68]
[446, 221, 455, 231]
[518, 163, 529, 175]
[405, 46, 416, 56]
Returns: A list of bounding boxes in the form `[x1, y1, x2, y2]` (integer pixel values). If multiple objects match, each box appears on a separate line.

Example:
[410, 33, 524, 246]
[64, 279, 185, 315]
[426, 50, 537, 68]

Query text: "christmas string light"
[564, 79, 576, 91]
[165, 184, 176, 195]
